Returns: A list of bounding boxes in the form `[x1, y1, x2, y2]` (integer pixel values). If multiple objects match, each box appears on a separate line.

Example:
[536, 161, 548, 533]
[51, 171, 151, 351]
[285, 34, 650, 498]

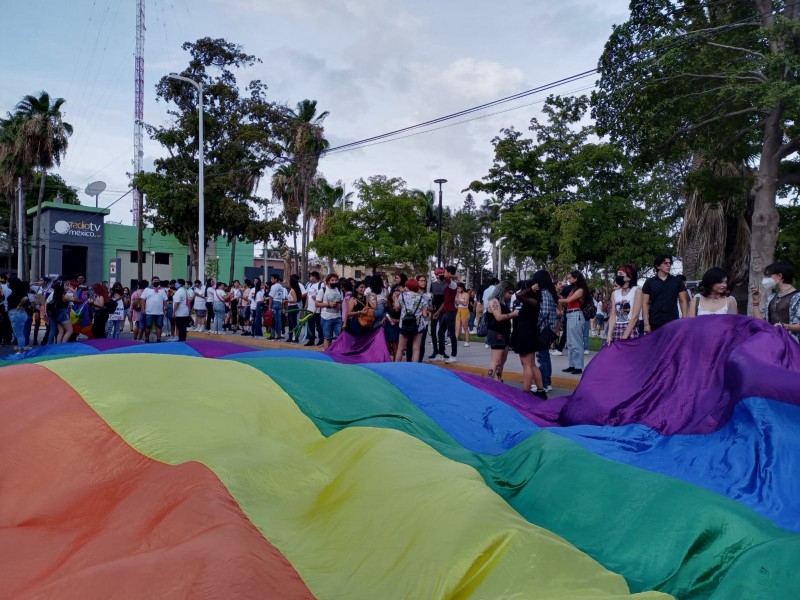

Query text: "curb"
[187, 332, 580, 391]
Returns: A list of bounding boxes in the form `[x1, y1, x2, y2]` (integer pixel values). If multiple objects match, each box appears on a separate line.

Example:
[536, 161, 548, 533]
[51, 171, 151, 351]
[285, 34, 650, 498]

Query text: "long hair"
[532, 270, 558, 304]
[289, 276, 303, 302]
[569, 270, 591, 304]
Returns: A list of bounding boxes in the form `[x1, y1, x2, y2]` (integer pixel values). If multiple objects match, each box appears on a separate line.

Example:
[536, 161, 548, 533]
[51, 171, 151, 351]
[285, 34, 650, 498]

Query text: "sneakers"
[484, 344, 490, 349]
[531, 389, 548, 400]
[444, 356, 457, 364]
[432, 354, 444, 362]
[584, 349, 590, 355]
[304, 340, 315, 346]
[562, 367, 577, 373]
[463, 342, 470, 347]
[544, 385, 553, 392]
[550, 349, 563, 356]
[428, 353, 438, 359]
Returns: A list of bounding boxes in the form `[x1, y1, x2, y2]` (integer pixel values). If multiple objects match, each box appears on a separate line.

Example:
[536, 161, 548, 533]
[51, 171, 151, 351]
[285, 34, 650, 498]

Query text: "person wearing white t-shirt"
[204, 280, 216, 331]
[141, 277, 168, 342]
[252, 279, 265, 338]
[191, 280, 208, 331]
[316, 272, 343, 350]
[267, 274, 286, 340]
[172, 279, 191, 341]
[304, 271, 324, 346]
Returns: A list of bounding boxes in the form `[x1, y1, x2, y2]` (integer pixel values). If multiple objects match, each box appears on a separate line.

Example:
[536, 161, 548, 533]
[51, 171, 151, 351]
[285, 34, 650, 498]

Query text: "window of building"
[355, 269, 363, 278]
[154, 252, 170, 265]
[130, 251, 143, 263]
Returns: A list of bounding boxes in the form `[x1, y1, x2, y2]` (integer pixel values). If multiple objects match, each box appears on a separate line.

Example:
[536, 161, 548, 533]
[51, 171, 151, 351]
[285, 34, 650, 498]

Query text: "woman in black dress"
[512, 280, 547, 399]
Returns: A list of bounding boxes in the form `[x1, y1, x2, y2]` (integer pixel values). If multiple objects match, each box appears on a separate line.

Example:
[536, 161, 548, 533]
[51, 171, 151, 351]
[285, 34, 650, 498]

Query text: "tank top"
[613, 288, 635, 324]
[487, 301, 511, 336]
[696, 297, 730, 316]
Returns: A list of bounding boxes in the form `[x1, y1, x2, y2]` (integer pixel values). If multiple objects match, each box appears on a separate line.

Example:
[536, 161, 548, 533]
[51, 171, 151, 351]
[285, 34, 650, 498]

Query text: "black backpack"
[400, 295, 423, 336]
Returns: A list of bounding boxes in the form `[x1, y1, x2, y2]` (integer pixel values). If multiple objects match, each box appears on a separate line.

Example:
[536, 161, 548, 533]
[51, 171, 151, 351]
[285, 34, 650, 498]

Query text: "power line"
[323, 70, 598, 155]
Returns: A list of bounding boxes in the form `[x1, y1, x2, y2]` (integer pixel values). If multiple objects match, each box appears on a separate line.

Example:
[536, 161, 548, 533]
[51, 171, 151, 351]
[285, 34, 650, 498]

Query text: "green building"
[32, 202, 255, 287]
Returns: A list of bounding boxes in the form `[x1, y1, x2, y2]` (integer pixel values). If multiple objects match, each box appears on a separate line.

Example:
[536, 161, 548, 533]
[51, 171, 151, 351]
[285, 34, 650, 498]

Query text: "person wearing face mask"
[316, 272, 344, 350]
[606, 264, 642, 345]
[751, 260, 800, 343]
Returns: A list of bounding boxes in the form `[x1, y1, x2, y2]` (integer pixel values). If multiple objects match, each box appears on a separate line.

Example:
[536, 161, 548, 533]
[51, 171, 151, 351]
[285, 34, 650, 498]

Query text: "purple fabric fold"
[325, 328, 391, 364]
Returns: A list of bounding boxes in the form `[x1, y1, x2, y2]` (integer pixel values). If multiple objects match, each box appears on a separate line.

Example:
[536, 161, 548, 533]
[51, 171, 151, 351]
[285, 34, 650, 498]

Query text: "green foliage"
[469, 95, 674, 275]
[310, 175, 437, 273]
[141, 37, 288, 260]
[777, 204, 800, 265]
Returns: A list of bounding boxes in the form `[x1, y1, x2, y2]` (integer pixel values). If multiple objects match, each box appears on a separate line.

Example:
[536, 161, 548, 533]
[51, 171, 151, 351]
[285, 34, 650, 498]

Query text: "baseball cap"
[434, 268, 445, 275]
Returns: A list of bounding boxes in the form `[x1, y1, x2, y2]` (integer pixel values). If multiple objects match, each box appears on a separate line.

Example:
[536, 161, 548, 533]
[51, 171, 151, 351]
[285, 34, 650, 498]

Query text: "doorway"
[62, 245, 88, 280]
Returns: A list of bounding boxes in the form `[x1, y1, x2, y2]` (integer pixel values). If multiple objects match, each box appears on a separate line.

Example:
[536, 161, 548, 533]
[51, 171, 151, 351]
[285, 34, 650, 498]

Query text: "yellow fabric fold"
[45, 355, 671, 600]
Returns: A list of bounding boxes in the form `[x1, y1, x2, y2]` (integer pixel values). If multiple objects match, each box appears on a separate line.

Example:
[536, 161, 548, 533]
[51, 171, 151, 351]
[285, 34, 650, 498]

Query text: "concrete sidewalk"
[186, 330, 595, 391]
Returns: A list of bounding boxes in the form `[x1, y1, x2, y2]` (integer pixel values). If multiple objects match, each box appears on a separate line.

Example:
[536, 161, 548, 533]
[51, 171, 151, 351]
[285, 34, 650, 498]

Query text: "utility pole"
[434, 178, 447, 267]
[17, 178, 26, 277]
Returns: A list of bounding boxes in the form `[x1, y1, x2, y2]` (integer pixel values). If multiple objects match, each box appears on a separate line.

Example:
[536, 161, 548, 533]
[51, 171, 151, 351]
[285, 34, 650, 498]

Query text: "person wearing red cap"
[433, 266, 459, 364]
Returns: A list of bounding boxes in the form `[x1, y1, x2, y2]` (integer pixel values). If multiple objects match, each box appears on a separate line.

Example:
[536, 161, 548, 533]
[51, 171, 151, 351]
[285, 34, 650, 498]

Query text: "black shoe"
[428, 353, 438, 359]
[532, 390, 548, 400]
[572, 369, 583, 375]
[304, 340, 315, 346]
[315, 341, 324, 346]
[562, 367, 576, 373]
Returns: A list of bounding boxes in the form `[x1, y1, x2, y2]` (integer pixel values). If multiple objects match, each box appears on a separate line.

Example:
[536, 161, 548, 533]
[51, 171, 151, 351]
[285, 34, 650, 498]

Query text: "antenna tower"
[133, 0, 145, 226]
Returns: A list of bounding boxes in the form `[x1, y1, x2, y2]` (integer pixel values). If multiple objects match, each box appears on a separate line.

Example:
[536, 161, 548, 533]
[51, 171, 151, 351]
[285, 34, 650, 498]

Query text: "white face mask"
[761, 277, 777, 291]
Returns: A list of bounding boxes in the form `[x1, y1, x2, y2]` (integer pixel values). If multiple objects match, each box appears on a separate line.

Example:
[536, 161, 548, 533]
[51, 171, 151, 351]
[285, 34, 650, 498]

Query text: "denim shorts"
[57, 308, 71, 324]
[195, 309, 207, 317]
[145, 314, 164, 328]
[321, 317, 342, 340]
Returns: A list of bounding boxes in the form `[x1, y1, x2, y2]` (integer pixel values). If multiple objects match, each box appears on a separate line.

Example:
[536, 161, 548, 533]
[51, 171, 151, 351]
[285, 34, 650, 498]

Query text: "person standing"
[687, 268, 738, 317]
[316, 272, 343, 350]
[191, 280, 208, 332]
[557, 271, 590, 375]
[642, 254, 689, 333]
[252, 279, 265, 338]
[532, 270, 558, 393]
[606, 265, 643, 344]
[485, 281, 518, 382]
[172, 279, 191, 341]
[434, 265, 459, 364]
[141, 276, 168, 342]
[304, 271, 324, 346]
[428, 268, 447, 359]
[395, 278, 430, 362]
[751, 260, 799, 343]
[268, 274, 286, 340]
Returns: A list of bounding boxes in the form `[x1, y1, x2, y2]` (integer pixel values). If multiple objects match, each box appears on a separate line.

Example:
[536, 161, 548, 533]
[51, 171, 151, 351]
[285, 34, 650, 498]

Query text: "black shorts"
[486, 329, 509, 349]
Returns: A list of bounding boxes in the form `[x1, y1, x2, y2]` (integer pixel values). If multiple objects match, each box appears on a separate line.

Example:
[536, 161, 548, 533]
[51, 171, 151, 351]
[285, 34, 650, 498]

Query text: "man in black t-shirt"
[642, 254, 689, 332]
[428, 268, 447, 359]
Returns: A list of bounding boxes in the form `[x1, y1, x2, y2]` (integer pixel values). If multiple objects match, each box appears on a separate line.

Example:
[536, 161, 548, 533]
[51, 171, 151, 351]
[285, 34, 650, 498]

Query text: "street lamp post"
[434, 178, 447, 267]
[489, 200, 503, 278]
[167, 73, 205, 282]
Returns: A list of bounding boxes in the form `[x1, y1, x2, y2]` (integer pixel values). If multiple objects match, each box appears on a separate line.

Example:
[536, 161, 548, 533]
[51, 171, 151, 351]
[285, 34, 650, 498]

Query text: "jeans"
[536, 349, 552, 388]
[287, 304, 299, 340]
[469, 311, 475, 331]
[213, 302, 226, 332]
[429, 317, 442, 355]
[437, 311, 457, 357]
[9, 310, 27, 348]
[583, 318, 590, 351]
[106, 319, 123, 339]
[321, 316, 342, 340]
[253, 304, 263, 337]
[271, 306, 283, 338]
[566, 311, 585, 369]
[596, 314, 606, 336]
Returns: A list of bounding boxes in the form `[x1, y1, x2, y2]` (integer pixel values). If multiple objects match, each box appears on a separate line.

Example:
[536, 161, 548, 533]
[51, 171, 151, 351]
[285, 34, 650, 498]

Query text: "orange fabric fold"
[0, 365, 314, 600]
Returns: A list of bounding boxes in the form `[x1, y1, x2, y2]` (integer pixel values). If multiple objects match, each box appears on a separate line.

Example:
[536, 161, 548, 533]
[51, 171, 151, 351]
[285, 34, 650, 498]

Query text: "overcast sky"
[2, 0, 631, 226]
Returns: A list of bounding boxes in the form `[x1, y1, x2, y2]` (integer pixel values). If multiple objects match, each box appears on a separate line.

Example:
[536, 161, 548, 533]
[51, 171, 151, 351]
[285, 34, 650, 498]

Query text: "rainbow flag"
[1, 315, 798, 599]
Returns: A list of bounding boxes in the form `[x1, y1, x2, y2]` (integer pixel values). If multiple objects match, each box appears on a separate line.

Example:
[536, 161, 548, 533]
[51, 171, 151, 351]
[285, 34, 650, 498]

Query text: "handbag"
[358, 305, 375, 328]
[476, 311, 488, 337]
[581, 299, 597, 320]
[400, 295, 423, 336]
[537, 325, 556, 350]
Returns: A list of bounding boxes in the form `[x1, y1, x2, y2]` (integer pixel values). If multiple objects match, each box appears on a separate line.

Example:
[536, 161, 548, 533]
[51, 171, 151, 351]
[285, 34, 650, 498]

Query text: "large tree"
[136, 38, 287, 279]
[307, 177, 352, 273]
[469, 95, 674, 275]
[310, 175, 437, 274]
[593, 0, 800, 296]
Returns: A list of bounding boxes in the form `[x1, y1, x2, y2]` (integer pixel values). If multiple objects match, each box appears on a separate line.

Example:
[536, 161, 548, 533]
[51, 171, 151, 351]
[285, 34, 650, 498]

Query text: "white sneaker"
[469, 329, 476, 334]
[433, 354, 444, 362]
[584, 350, 590, 355]
[444, 356, 457, 364]
[545, 385, 553, 392]
[484, 344, 489, 349]
[550, 349, 563, 356]
[463, 342, 470, 347]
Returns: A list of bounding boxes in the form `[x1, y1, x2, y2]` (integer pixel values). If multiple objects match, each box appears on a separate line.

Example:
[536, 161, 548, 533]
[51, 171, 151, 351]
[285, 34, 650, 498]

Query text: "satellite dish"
[85, 181, 107, 197]
[85, 181, 107, 207]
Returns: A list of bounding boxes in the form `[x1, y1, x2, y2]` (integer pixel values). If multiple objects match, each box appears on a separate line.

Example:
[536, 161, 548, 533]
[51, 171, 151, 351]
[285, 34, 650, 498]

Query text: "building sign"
[52, 219, 102, 238]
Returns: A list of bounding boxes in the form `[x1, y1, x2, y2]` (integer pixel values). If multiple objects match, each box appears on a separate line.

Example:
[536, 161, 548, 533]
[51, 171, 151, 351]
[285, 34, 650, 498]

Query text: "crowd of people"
[1, 256, 797, 395]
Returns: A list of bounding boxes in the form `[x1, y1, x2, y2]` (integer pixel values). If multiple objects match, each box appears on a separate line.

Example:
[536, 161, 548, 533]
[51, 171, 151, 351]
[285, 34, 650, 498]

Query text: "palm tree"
[308, 177, 353, 273]
[14, 92, 73, 278]
[0, 115, 33, 275]
[271, 162, 301, 273]
[286, 100, 329, 280]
